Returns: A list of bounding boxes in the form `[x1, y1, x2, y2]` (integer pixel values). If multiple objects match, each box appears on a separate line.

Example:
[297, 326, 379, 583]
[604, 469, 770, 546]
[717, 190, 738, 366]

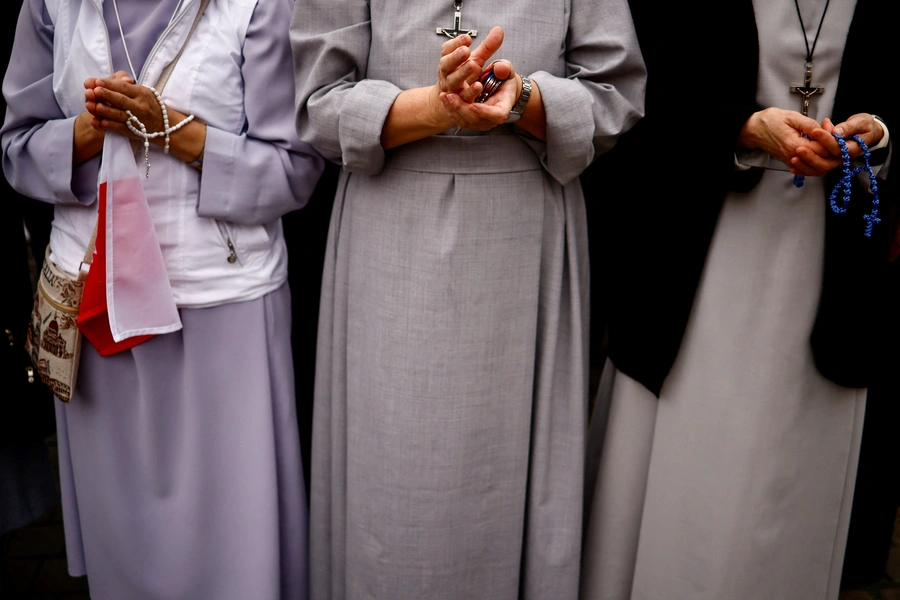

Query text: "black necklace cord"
[794, 0, 832, 62]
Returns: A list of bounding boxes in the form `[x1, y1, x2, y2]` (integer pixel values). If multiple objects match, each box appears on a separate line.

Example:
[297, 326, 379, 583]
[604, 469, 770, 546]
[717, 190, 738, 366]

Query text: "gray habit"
[291, 1, 645, 598]
[581, 1, 868, 599]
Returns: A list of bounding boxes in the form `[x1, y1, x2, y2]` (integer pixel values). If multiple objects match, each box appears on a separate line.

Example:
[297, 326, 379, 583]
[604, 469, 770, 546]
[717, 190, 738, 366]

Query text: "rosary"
[795, 133, 882, 238]
[828, 134, 882, 238]
[112, 0, 195, 178]
[124, 90, 194, 178]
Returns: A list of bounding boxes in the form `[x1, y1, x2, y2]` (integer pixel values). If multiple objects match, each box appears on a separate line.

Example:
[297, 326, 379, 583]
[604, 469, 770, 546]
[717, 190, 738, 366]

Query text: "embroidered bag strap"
[78, 224, 99, 278]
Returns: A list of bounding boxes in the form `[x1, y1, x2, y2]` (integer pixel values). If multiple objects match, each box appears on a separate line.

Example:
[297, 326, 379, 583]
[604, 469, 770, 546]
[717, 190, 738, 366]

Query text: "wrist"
[428, 85, 456, 130]
[737, 111, 763, 150]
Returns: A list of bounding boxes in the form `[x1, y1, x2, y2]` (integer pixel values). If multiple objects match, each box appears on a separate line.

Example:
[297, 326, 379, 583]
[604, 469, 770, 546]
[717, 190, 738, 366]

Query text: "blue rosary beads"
[794, 133, 881, 237]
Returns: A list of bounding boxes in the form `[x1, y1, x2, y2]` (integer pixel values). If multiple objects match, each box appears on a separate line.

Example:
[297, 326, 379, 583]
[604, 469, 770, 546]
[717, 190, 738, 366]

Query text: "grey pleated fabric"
[55, 284, 308, 600]
[581, 1, 866, 599]
[290, 1, 645, 599]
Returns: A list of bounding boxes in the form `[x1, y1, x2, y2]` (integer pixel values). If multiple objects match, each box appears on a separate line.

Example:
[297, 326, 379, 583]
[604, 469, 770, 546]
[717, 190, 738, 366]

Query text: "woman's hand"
[437, 26, 505, 102]
[800, 114, 885, 166]
[440, 60, 520, 131]
[738, 108, 832, 176]
[73, 71, 134, 166]
[84, 72, 206, 164]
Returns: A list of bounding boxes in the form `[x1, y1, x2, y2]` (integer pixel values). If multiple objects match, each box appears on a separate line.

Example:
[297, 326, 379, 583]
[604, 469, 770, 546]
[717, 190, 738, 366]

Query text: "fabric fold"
[78, 133, 181, 353]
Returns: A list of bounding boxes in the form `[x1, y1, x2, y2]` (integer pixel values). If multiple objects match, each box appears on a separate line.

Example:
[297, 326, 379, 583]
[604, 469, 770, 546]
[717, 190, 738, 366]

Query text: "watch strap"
[505, 76, 532, 123]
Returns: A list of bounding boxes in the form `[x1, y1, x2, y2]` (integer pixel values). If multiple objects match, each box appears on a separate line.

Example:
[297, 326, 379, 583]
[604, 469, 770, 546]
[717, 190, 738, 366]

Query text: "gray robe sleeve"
[290, 0, 402, 175]
[528, 0, 646, 185]
[1, 0, 100, 206]
[196, 0, 325, 226]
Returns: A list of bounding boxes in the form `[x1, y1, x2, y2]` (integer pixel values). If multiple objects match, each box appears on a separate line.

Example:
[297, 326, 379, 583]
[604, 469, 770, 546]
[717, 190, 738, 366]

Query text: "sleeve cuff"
[56, 116, 98, 205]
[195, 125, 235, 219]
[528, 71, 598, 186]
[338, 79, 403, 176]
[871, 116, 890, 152]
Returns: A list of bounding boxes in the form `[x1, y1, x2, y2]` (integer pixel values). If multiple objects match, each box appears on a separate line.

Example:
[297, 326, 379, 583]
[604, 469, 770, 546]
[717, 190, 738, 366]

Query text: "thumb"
[470, 26, 504, 66]
[490, 60, 515, 81]
[783, 111, 820, 136]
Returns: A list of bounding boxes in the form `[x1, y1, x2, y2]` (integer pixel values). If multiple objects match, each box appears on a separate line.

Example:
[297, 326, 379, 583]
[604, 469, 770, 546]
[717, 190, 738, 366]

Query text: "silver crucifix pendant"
[437, 1, 477, 39]
[790, 61, 824, 117]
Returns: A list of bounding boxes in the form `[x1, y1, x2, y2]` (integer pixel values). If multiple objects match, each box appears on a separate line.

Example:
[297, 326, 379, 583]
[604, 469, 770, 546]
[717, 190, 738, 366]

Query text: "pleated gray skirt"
[55, 283, 308, 600]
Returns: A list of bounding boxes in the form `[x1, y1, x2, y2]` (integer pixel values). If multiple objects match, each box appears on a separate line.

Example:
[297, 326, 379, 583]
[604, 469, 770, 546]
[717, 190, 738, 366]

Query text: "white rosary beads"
[124, 86, 195, 178]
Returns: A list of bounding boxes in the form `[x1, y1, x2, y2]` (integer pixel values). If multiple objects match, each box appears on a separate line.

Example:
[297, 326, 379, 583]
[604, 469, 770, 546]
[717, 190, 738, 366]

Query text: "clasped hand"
[739, 108, 885, 177]
[85, 71, 170, 139]
[434, 26, 522, 131]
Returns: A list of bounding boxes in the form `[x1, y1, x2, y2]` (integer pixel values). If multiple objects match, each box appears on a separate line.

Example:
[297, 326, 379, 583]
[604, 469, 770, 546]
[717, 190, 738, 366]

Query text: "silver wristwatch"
[505, 76, 532, 124]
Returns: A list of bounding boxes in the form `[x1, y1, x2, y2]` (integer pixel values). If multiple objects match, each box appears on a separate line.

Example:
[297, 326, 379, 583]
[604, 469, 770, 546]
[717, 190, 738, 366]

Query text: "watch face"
[505, 111, 522, 123]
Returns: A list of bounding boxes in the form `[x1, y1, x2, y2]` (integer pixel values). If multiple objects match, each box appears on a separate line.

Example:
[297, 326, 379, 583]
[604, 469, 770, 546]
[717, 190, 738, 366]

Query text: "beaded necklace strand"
[827, 134, 881, 237]
[111, 0, 195, 178]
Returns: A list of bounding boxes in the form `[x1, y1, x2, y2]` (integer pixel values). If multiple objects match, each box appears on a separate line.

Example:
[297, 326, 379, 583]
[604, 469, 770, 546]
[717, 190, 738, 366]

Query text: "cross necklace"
[436, 0, 477, 39]
[789, 0, 831, 117]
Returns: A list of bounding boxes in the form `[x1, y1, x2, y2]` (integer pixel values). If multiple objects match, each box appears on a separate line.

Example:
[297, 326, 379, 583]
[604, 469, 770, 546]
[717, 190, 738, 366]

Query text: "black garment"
[583, 0, 896, 396]
[841, 255, 900, 586]
[283, 160, 339, 496]
[1, 0, 55, 449]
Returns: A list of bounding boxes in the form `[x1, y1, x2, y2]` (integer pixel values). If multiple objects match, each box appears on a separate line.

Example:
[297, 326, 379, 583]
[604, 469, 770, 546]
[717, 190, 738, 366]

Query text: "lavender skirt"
[55, 284, 308, 599]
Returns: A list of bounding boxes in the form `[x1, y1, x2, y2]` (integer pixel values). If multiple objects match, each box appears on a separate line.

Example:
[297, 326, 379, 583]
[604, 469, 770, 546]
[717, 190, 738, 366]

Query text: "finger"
[783, 110, 820, 136]
[490, 60, 514, 81]
[441, 34, 472, 57]
[469, 26, 504, 68]
[92, 86, 137, 111]
[91, 101, 131, 123]
[796, 146, 842, 173]
[111, 70, 134, 83]
[443, 93, 481, 125]
[467, 101, 508, 124]
[439, 44, 470, 74]
[821, 117, 834, 132]
[789, 156, 822, 177]
[481, 76, 520, 112]
[833, 113, 871, 138]
[439, 94, 470, 128]
[459, 81, 483, 103]
[94, 77, 140, 98]
[439, 46, 476, 91]
[97, 121, 137, 138]
[448, 93, 507, 128]
[800, 136, 834, 159]
[807, 127, 843, 157]
[443, 58, 481, 93]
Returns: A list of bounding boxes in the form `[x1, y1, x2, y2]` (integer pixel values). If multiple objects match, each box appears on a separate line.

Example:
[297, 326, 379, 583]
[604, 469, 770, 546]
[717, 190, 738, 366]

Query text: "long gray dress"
[581, 1, 868, 599]
[291, 2, 645, 598]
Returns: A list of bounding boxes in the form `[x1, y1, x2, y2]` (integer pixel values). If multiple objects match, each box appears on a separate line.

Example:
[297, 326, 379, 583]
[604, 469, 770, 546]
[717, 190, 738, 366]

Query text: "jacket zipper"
[136, 0, 196, 84]
[216, 221, 240, 265]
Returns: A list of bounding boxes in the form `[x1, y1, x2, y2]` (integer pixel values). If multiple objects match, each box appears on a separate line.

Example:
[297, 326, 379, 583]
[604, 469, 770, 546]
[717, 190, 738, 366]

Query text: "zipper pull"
[26, 366, 35, 384]
[227, 241, 238, 264]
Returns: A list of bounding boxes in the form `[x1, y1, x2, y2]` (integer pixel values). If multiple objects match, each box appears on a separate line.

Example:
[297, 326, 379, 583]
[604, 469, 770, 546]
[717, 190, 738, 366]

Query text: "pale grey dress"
[581, 1, 867, 599]
[291, 1, 645, 598]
